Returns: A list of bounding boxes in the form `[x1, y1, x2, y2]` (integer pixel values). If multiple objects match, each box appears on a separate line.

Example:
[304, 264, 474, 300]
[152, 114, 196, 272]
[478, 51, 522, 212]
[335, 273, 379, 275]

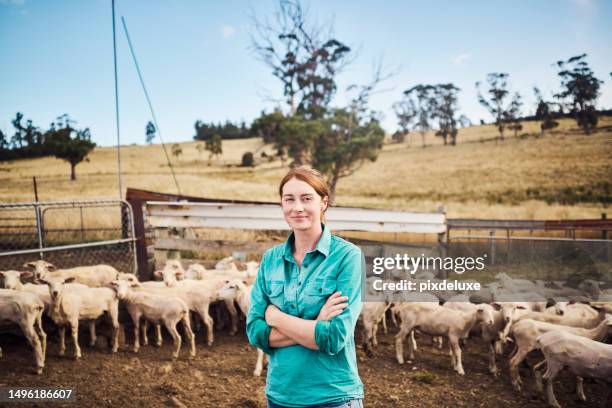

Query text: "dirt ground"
[0, 318, 610, 408]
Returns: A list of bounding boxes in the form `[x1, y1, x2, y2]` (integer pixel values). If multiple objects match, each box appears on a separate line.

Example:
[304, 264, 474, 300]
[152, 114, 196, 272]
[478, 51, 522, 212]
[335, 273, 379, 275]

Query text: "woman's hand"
[317, 291, 349, 321]
[265, 304, 281, 327]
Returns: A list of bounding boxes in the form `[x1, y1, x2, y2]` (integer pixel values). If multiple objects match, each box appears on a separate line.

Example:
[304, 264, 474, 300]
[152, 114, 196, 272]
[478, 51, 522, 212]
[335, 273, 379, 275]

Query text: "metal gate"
[0, 199, 137, 275]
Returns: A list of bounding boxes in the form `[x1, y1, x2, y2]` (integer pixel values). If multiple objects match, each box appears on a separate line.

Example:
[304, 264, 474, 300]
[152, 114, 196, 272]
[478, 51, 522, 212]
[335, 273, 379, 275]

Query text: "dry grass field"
[0, 117, 610, 220]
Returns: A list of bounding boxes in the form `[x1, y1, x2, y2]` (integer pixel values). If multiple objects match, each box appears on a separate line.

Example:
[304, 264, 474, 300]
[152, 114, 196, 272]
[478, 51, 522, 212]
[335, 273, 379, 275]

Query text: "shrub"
[241, 151, 255, 167]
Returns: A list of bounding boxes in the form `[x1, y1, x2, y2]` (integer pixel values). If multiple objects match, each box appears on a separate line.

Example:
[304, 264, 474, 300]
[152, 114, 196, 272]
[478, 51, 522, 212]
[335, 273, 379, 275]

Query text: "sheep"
[536, 330, 612, 408]
[217, 279, 267, 376]
[490, 282, 548, 312]
[215, 256, 236, 271]
[109, 280, 195, 359]
[441, 296, 514, 375]
[138, 279, 220, 346]
[394, 302, 494, 375]
[514, 306, 604, 329]
[479, 303, 513, 376]
[153, 260, 241, 336]
[508, 313, 612, 392]
[495, 272, 538, 292]
[545, 301, 598, 320]
[185, 263, 207, 280]
[24, 260, 124, 288]
[0, 289, 46, 374]
[577, 279, 603, 298]
[359, 301, 390, 357]
[37, 276, 119, 359]
[1, 269, 130, 348]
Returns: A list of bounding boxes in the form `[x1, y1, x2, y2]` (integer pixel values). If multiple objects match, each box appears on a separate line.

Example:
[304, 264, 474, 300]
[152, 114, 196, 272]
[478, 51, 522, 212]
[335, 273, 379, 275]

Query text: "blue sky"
[1, 0, 611, 147]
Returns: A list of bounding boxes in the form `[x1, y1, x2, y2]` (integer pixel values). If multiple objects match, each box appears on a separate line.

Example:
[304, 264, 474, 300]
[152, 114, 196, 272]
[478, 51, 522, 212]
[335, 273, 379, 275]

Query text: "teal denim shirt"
[246, 224, 364, 407]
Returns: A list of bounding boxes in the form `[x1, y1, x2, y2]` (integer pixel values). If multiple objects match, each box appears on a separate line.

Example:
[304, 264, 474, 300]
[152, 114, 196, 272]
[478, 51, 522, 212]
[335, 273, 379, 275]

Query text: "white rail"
[146, 201, 446, 234]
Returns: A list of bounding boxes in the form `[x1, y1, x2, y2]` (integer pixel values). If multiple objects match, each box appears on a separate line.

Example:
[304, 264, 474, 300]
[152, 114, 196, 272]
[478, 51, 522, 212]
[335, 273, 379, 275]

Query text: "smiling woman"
[247, 166, 365, 408]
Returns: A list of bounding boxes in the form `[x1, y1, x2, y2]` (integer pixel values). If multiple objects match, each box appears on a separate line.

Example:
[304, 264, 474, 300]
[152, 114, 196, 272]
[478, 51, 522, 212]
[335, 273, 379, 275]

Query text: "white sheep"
[514, 306, 604, 329]
[37, 276, 119, 359]
[153, 260, 241, 337]
[0, 289, 46, 374]
[217, 279, 268, 376]
[394, 302, 494, 375]
[139, 278, 221, 347]
[536, 330, 612, 408]
[494, 272, 539, 292]
[215, 256, 236, 270]
[359, 301, 390, 357]
[508, 313, 612, 392]
[110, 279, 195, 359]
[24, 260, 123, 288]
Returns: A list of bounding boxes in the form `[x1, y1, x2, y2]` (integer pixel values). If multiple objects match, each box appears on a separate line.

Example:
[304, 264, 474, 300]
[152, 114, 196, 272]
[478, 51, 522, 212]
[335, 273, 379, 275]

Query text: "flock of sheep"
[0, 257, 260, 374]
[1, 256, 612, 408]
[362, 270, 612, 408]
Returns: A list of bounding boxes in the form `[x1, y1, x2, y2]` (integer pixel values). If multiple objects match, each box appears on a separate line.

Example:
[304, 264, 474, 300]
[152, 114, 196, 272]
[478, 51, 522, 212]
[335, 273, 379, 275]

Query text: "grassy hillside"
[0, 117, 610, 220]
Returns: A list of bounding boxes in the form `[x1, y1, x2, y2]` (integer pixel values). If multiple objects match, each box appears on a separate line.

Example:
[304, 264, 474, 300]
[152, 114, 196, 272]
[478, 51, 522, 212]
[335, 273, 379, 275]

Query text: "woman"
[247, 166, 365, 408]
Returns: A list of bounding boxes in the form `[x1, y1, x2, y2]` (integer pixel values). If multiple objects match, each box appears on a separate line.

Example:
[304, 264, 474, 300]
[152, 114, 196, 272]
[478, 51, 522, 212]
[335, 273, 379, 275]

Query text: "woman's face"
[281, 177, 328, 232]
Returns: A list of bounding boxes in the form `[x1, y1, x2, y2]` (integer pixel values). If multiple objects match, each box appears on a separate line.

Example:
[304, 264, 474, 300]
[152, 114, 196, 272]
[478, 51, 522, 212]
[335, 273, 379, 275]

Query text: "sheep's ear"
[516, 305, 527, 310]
[64, 277, 76, 284]
[154, 270, 163, 278]
[491, 303, 501, 311]
[0, 271, 5, 277]
[131, 281, 141, 288]
[23, 261, 36, 268]
[20, 271, 33, 279]
[175, 271, 185, 280]
[569, 300, 576, 305]
[46, 263, 56, 271]
[35, 278, 47, 285]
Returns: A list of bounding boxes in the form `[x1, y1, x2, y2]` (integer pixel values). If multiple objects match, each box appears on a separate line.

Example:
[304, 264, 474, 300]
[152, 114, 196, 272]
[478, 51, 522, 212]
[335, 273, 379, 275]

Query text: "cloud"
[452, 53, 471, 66]
[221, 25, 236, 39]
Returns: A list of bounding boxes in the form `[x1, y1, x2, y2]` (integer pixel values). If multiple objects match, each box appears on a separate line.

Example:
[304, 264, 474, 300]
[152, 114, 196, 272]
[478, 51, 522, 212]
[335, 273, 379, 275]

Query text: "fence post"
[603, 213, 610, 263]
[489, 230, 496, 266]
[127, 196, 152, 281]
[437, 205, 447, 279]
[34, 203, 44, 261]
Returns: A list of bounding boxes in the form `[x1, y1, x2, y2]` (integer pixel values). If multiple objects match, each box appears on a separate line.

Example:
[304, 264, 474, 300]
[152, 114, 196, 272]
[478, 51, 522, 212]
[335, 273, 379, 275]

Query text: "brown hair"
[279, 166, 330, 221]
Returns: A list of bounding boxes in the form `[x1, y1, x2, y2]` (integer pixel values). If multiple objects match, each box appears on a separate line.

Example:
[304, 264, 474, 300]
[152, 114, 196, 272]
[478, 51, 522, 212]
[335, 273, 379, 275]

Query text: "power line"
[111, 0, 123, 199]
[120, 15, 182, 195]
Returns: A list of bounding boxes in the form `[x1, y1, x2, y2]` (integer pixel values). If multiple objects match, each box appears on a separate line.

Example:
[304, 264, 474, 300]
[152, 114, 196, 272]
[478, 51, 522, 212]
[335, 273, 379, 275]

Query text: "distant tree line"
[192, 120, 249, 141]
[392, 53, 606, 146]
[0, 113, 95, 180]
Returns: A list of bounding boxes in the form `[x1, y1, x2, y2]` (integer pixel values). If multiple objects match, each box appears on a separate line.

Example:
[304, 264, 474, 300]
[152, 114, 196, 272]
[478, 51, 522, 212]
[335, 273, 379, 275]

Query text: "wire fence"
[0, 200, 137, 275]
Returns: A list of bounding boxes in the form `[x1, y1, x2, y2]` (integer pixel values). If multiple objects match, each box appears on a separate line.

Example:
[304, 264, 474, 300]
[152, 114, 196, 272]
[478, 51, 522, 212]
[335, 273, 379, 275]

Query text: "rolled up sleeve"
[246, 253, 274, 355]
[314, 247, 364, 355]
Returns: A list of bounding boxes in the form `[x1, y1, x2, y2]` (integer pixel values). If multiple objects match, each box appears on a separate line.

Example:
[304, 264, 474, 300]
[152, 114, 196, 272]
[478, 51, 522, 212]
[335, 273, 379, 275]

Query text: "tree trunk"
[328, 172, 340, 206]
[70, 162, 76, 181]
[421, 131, 426, 148]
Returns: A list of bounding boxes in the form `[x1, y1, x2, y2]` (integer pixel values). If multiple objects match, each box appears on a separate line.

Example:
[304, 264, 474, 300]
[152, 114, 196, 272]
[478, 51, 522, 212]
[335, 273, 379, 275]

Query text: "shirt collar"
[282, 223, 331, 261]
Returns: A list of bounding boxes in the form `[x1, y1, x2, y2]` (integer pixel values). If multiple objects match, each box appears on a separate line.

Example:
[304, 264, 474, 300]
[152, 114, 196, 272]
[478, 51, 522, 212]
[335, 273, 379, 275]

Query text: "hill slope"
[0, 118, 610, 219]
